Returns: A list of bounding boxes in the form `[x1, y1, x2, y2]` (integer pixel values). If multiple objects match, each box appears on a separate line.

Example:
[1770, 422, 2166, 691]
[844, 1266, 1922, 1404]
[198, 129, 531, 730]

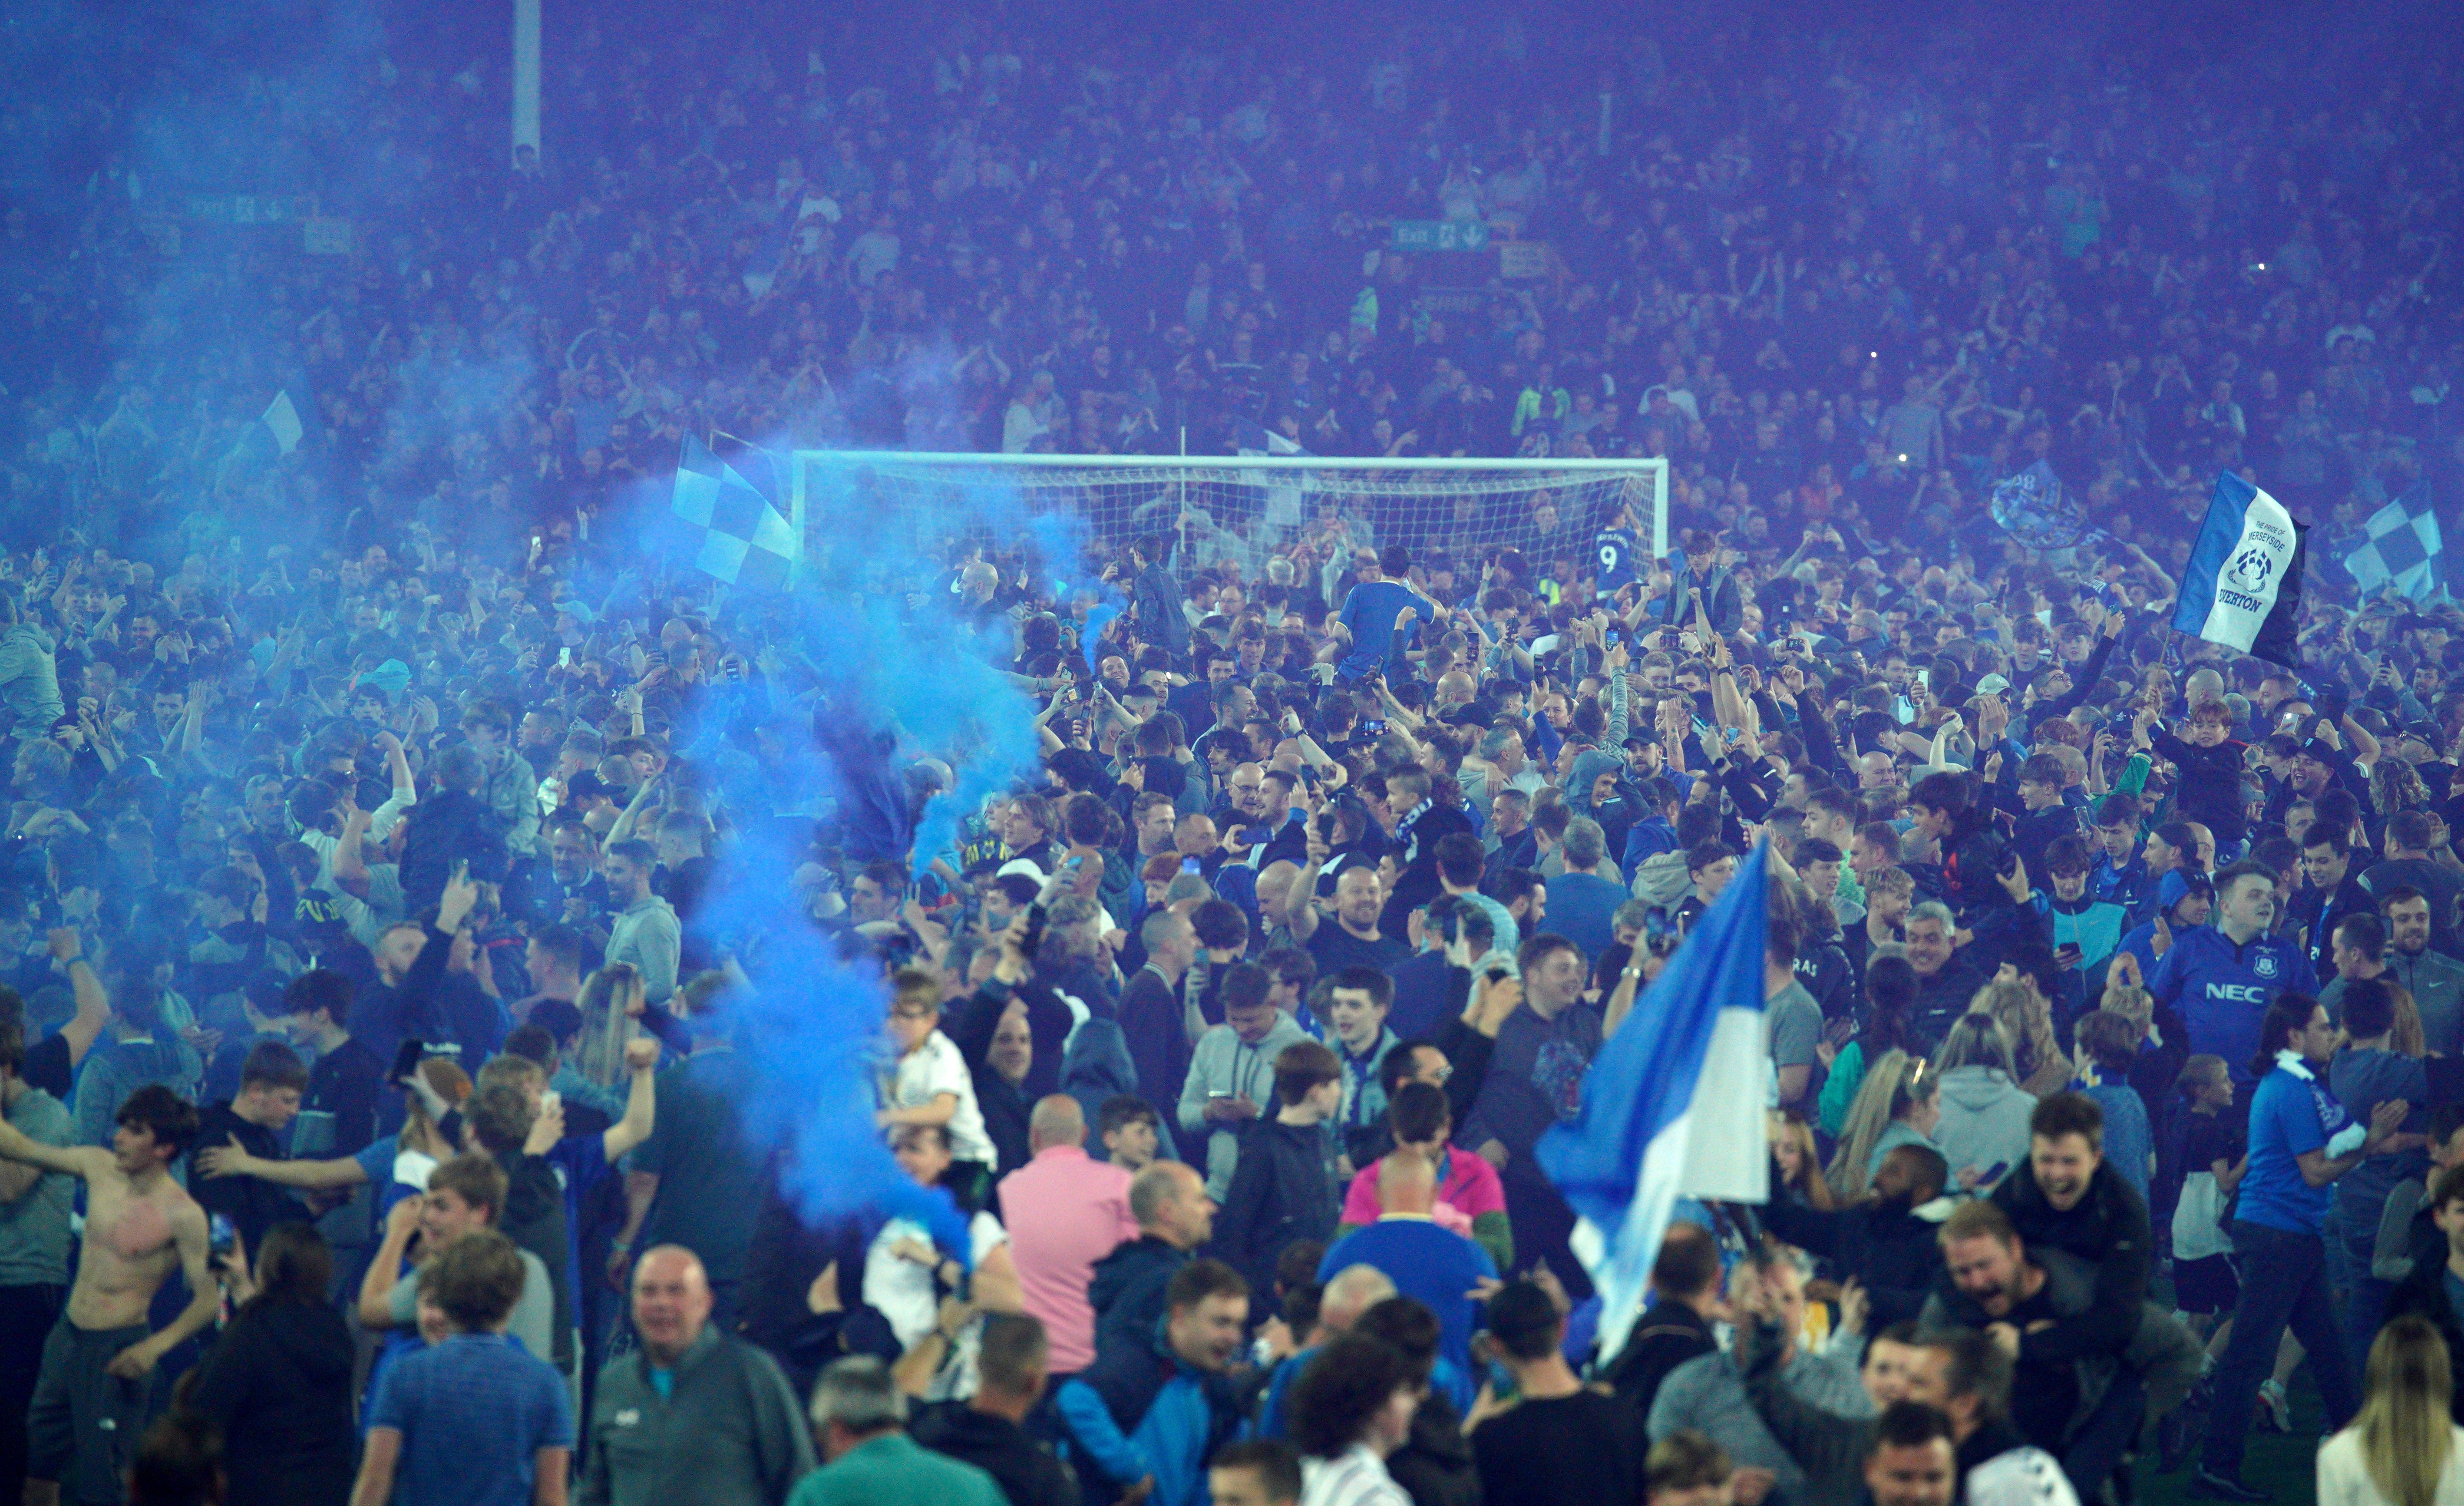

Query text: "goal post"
[787, 451, 1670, 588]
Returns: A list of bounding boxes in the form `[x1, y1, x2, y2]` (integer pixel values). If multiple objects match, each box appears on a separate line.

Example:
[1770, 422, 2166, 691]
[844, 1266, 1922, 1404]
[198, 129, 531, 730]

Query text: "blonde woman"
[1972, 978, 2070, 1097]
[1770, 1113, 1835, 1210]
[2371, 760, 2428, 822]
[573, 963, 647, 1093]
[2319, 1315, 2464, 1506]
[1825, 1050, 1940, 1204]
[1929, 1013, 2036, 1193]
[2390, 984, 2428, 1060]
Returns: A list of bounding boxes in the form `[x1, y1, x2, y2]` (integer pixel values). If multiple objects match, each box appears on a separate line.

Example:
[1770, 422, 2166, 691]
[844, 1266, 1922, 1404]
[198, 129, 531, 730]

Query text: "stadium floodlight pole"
[786, 451, 1670, 587]
[511, 0, 542, 163]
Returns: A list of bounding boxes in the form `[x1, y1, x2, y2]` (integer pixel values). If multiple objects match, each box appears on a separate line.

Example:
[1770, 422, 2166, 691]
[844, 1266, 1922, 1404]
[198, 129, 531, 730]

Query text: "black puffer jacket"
[1758, 1182, 1953, 1331]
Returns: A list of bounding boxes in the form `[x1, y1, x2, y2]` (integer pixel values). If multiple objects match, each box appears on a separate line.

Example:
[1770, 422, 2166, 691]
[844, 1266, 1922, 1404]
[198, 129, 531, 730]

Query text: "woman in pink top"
[1335, 1081, 1511, 1271]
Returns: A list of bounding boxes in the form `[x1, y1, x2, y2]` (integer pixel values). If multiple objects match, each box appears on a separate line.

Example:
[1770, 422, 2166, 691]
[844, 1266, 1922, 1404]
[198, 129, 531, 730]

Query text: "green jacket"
[786, 1432, 1008, 1506]
[578, 1327, 813, 1506]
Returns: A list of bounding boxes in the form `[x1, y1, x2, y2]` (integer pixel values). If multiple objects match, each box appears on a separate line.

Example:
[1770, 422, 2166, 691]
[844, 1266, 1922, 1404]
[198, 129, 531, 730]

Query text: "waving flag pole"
[1540, 839, 1774, 1367]
[2172, 472, 2308, 670]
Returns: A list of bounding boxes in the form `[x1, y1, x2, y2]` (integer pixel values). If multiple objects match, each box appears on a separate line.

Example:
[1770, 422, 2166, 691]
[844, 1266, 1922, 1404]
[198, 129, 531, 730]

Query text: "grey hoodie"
[1931, 1065, 2036, 1190]
[1633, 849, 1694, 911]
[0, 621, 63, 732]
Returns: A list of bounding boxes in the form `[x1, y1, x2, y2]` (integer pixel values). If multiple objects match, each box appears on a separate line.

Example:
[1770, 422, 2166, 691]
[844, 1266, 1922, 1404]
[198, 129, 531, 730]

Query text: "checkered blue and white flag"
[671, 434, 798, 590]
[2345, 488, 2445, 602]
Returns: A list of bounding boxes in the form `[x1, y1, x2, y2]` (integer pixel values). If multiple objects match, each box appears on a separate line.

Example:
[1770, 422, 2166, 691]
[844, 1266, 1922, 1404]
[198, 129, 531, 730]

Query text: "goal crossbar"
[789, 449, 1670, 581]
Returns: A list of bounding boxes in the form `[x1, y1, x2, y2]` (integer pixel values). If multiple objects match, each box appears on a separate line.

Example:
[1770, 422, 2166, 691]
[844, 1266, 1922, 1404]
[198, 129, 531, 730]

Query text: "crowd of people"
[2, 2, 2464, 1506]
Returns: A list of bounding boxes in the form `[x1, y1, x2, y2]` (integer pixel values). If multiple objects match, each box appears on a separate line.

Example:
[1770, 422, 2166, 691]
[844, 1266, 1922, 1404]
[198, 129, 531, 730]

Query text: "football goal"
[787, 451, 1670, 586]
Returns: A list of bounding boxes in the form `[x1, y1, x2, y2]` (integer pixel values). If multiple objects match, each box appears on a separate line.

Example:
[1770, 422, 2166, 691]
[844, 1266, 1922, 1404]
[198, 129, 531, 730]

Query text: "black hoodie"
[184, 1298, 357, 1506]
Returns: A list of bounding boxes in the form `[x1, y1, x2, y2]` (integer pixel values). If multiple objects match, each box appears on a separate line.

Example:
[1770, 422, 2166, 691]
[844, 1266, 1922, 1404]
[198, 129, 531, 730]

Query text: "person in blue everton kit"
[2149, 862, 2307, 1088]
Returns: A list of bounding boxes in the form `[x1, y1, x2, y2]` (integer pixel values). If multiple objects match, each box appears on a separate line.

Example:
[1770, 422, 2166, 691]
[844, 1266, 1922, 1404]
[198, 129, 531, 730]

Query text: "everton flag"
[2173, 472, 2307, 670]
[1539, 840, 1772, 1366]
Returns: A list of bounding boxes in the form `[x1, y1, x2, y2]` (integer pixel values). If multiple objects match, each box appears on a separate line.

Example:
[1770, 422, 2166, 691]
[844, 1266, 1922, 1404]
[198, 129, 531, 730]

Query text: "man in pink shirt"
[995, 1095, 1139, 1375]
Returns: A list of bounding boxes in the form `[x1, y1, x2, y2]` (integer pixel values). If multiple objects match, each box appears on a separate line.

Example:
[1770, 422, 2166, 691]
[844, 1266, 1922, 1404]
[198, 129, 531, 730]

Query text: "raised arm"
[357, 1195, 426, 1330]
[49, 928, 112, 1072]
[0, 1114, 110, 1179]
[333, 807, 375, 898]
[196, 1137, 371, 1190]
[600, 1037, 663, 1161]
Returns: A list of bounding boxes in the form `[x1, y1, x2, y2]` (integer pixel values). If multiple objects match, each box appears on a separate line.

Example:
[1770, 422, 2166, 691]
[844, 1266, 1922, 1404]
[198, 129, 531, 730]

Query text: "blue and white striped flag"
[2172, 471, 2307, 670]
[1539, 840, 1773, 1365]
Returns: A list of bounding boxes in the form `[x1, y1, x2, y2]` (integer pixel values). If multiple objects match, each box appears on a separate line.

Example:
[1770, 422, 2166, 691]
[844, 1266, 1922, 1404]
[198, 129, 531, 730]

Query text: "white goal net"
[788, 451, 1670, 591]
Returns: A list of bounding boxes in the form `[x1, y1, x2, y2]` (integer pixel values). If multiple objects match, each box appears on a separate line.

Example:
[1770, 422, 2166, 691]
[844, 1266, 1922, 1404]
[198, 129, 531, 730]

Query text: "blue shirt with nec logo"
[2147, 925, 2310, 1084]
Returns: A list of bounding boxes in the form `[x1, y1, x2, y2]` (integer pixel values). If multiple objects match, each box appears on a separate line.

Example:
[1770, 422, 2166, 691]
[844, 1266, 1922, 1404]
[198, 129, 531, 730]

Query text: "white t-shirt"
[889, 1030, 997, 1168]
[862, 1209, 1007, 1398]
[1966, 1446, 2081, 1506]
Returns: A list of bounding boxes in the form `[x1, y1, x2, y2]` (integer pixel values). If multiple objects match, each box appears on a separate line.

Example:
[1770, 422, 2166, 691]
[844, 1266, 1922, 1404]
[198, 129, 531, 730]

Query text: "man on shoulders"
[1315, 1153, 1496, 1384]
[579, 1246, 813, 1506]
[1925, 1199, 2196, 1501]
[1986, 1095, 2152, 1357]
[0, 1086, 218, 1506]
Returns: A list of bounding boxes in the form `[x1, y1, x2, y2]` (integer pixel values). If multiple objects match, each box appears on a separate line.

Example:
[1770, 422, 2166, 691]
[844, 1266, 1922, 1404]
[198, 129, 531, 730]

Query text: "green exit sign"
[1391, 220, 1491, 252]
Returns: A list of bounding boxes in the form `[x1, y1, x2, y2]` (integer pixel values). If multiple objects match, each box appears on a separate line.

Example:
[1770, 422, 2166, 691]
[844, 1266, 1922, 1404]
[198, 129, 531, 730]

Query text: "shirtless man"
[0, 1083, 217, 1506]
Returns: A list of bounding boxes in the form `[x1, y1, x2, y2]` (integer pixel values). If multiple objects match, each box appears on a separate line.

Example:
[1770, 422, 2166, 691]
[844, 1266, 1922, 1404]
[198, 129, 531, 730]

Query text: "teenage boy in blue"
[1335, 544, 1440, 681]
[2149, 863, 2307, 1088]
[2092, 807, 2155, 923]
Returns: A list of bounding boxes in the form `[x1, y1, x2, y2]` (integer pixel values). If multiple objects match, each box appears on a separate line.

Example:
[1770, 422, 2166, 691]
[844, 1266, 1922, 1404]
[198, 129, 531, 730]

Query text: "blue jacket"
[1621, 815, 1680, 877]
[1133, 558, 1190, 657]
[1335, 580, 1435, 680]
[2148, 925, 2309, 1083]
[1057, 1320, 1246, 1506]
[2089, 850, 2149, 914]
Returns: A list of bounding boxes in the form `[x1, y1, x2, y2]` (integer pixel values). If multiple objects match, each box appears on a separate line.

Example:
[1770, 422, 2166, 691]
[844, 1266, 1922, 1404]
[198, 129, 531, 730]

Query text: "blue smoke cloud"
[629, 422, 1129, 1256]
